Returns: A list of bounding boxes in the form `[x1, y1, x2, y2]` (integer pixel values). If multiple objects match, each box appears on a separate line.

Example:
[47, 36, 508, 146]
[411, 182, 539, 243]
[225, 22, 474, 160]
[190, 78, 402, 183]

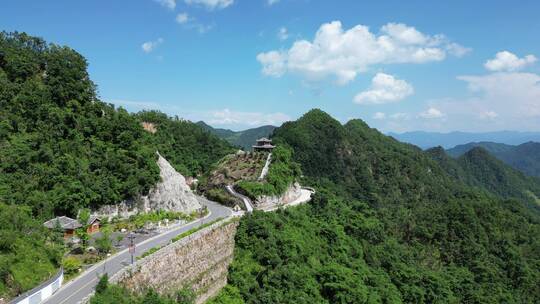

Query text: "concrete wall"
[111, 219, 238, 304]
[8, 269, 63, 304]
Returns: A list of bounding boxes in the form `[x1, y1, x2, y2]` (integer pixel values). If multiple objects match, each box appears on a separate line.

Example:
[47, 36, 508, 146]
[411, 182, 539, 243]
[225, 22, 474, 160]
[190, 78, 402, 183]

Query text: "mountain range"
[447, 141, 540, 178]
[196, 121, 276, 150]
[389, 131, 540, 149]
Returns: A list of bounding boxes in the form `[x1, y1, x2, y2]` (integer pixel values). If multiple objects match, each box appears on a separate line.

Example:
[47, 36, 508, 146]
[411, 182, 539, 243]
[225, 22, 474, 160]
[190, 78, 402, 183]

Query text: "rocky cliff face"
[111, 220, 238, 304]
[95, 153, 201, 219]
[255, 182, 302, 211]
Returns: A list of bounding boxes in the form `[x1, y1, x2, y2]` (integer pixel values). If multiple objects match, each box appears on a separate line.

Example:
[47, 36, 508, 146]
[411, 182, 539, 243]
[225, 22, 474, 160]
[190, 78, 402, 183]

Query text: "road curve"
[43, 197, 232, 304]
[226, 185, 254, 212]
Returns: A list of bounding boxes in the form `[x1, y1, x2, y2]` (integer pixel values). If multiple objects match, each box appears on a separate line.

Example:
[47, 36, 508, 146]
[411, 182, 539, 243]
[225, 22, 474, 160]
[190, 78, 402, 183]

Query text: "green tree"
[95, 231, 112, 254]
[95, 273, 109, 294]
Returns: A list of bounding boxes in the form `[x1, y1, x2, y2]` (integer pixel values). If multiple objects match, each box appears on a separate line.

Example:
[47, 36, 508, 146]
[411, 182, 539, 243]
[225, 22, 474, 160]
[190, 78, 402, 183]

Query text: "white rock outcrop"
[94, 153, 202, 219]
[254, 182, 303, 211]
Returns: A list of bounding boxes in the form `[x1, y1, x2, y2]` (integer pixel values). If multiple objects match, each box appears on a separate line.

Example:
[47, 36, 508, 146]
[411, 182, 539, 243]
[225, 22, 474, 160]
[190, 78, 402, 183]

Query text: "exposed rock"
[141, 122, 157, 133]
[94, 153, 201, 219]
[255, 182, 303, 211]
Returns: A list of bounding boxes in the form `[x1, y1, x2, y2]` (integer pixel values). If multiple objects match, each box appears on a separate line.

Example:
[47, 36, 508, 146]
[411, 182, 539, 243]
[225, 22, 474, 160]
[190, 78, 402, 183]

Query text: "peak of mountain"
[447, 141, 540, 178]
[390, 130, 540, 149]
[227, 109, 540, 303]
[426, 145, 540, 206]
[447, 142, 514, 157]
[196, 121, 276, 150]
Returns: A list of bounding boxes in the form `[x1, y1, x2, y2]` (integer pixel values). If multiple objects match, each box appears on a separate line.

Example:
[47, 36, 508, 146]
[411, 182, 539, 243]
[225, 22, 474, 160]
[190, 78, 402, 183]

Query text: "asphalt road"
[43, 197, 232, 304]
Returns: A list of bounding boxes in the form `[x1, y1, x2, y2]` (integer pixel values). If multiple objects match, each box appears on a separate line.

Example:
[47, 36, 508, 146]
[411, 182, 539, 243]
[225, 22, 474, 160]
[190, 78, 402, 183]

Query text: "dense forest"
[447, 141, 540, 178]
[0, 32, 233, 299]
[211, 109, 540, 303]
[427, 146, 540, 207]
[3, 31, 540, 303]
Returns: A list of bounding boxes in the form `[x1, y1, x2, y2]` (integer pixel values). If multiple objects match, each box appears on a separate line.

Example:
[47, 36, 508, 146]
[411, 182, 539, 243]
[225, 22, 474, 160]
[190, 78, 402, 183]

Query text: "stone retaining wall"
[111, 219, 238, 304]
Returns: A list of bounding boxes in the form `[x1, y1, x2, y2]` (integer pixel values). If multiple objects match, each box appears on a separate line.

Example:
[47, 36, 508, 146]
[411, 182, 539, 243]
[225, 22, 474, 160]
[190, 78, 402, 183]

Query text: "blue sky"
[2, 0, 540, 132]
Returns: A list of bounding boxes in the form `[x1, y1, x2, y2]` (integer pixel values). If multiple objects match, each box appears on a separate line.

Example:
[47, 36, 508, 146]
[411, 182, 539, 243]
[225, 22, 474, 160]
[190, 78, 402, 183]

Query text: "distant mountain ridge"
[427, 146, 540, 207]
[447, 141, 540, 178]
[196, 121, 276, 150]
[389, 130, 540, 149]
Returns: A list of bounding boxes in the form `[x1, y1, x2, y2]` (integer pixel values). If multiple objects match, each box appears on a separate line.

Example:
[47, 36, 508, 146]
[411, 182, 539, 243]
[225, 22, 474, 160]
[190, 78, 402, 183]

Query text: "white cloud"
[386, 71, 540, 132]
[277, 27, 289, 41]
[373, 112, 386, 120]
[354, 73, 414, 104]
[176, 13, 190, 24]
[479, 111, 498, 120]
[208, 109, 291, 126]
[446, 42, 472, 57]
[419, 107, 444, 119]
[390, 113, 409, 120]
[484, 51, 537, 72]
[184, 0, 234, 10]
[176, 13, 213, 33]
[141, 38, 164, 53]
[457, 72, 540, 118]
[257, 21, 469, 85]
[256, 51, 287, 77]
[155, 0, 176, 10]
[268, 0, 280, 5]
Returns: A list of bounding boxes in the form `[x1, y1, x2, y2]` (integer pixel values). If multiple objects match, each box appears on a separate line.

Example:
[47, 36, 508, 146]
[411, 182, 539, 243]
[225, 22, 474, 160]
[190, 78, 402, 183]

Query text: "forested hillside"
[428, 146, 540, 207]
[0, 32, 233, 299]
[212, 109, 540, 303]
[197, 121, 276, 150]
[137, 112, 235, 177]
[447, 141, 540, 178]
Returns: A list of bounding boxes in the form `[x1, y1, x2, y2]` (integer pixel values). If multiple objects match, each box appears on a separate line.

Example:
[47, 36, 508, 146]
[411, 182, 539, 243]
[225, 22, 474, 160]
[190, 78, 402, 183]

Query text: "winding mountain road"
[42, 198, 232, 304]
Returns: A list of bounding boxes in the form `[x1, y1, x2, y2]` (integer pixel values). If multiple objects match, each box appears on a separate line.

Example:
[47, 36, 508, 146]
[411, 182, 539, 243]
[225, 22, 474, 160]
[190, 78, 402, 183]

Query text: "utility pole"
[128, 233, 136, 266]
[199, 207, 204, 227]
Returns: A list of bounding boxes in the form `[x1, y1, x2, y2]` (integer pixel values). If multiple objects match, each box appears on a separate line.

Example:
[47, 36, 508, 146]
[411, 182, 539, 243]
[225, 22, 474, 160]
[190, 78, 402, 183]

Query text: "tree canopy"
[212, 109, 540, 303]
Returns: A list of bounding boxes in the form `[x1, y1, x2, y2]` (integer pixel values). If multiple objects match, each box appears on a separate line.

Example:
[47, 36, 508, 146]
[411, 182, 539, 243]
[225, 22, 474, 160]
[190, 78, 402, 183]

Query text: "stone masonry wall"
[111, 219, 238, 304]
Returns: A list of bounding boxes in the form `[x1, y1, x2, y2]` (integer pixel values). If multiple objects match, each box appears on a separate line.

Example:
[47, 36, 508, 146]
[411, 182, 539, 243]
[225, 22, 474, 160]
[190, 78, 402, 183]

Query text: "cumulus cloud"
[155, 0, 176, 10]
[277, 27, 289, 41]
[484, 51, 537, 72]
[354, 73, 414, 104]
[184, 0, 233, 10]
[257, 21, 469, 85]
[419, 107, 444, 119]
[268, 0, 280, 5]
[176, 13, 190, 24]
[457, 72, 540, 118]
[373, 112, 386, 120]
[208, 109, 291, 126]
[256, 51, 287, 77]
[141, 38, 164, 53]
[176, 13, 213, 33]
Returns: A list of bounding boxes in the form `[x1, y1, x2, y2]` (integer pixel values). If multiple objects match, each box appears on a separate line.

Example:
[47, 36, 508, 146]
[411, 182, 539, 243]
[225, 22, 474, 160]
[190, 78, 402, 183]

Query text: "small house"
[252, 137, 275, 152]
[86, 216, 101, 234]
[44, 215, 101, 238]
[43, 216, 82, 239]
